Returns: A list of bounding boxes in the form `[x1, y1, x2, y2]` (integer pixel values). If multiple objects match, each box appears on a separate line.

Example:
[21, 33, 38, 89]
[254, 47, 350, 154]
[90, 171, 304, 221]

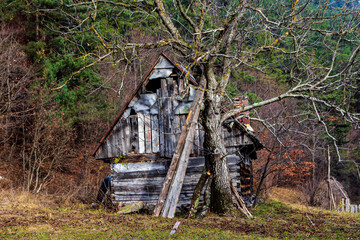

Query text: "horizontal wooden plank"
[112, 198, 193, 207]
[110, 155, 242, 206]
[112, 161, 169, 173]
[112, 177, 240, 189]
[111, 165, 239, 180]
[112, 182, 240, 194]
[111, 155, 239, 172]
[113, 194, 194, 202]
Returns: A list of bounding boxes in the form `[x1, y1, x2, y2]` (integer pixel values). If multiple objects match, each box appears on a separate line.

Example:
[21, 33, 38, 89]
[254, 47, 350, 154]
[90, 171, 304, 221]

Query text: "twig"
[170, 221, 181, 235]
[306, 214, 315, 227]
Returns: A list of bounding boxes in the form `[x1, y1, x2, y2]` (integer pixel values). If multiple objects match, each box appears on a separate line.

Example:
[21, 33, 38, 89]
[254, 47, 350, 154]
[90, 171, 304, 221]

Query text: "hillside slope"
[0, 189, 359, 239]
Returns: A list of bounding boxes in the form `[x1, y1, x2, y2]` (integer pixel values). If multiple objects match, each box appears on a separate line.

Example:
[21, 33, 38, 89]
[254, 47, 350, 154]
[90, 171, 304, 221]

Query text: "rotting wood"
[170, 221, 181, 236]
[109, 156, 242, 207]
[158, 88, 165, 157]
[198, 124, 204, 155]
[154, 77, 205, 218]
[198, 175, 212, 218]
[112, 174, 240, 187]
[162, 107, 204, 218]
[154, 93, 201, 215]
[163, 104, 203, 218]
[230, 180, 253, 218]
[160, 78, 171, 157]
[165, 77, 174, 157]
[193, 123, 200, 156]
[96, 106, 254, 159]
[130, 116, 139, 153]
[174, 115, 181, 151]
[124, 118, 131, 153]
[138, 113, 145, 154]
[120, 119, 126, 155]
[94, 53, 262, 160]
[145, 114, 152, 153]
[188, 170, 209, 218]
[152, 115, 160, 153]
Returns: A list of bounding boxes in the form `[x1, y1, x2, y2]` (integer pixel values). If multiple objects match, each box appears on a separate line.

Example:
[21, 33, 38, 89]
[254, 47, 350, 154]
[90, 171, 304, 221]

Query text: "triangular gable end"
[92, 53, 198, 159]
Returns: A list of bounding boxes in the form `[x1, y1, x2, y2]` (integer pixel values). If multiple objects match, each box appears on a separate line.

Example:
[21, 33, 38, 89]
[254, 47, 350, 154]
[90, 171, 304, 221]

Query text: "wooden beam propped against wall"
[153, 78, 205, 218]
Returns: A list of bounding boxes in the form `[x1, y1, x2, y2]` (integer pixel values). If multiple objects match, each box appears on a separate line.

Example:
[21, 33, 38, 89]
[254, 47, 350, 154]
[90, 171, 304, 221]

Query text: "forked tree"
[48, 0, 360, 214]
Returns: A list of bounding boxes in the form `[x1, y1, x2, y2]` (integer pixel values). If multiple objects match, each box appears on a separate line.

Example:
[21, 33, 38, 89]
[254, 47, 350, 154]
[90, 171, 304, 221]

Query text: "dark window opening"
[146, 79, 161, 93]
[130, 109, 136, 115]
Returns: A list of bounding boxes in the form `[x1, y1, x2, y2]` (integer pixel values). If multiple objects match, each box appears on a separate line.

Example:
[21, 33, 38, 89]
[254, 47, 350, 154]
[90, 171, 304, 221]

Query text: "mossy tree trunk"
[202, 91, 235, 214]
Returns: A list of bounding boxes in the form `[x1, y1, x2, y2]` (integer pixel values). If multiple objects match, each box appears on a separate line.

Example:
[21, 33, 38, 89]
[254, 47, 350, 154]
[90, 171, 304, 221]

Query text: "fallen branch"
[170, 221, 181, 235]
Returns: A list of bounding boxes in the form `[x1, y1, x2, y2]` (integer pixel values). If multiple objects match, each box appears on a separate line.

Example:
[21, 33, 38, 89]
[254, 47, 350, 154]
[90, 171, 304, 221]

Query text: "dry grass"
[267, 187, 310, 205]
[1, 189, 52, 210]
[0, 188, 91, 212]
[1, 188, 359, 239]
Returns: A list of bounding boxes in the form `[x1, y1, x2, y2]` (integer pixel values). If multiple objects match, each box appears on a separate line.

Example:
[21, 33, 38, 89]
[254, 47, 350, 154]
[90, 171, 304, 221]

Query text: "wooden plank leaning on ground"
[230, 180, 253, 218]
[153, 78, 205, 218]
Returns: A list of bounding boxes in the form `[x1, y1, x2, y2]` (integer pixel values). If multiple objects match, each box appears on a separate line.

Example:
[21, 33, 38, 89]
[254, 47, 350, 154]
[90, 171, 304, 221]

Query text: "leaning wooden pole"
[153, 78, 205, 217]
[161, 98, 203, 218]
[230, 181, 253, 218]
[187, 170, 209, 218]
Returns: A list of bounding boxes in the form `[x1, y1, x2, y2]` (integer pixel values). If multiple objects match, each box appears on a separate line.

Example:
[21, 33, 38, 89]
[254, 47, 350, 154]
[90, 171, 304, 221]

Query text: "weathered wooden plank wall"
[130, 116, 138, 153]
[95, 56, 254, 160]
[151, 115, 160, 153]
[138, 113, 145, 154]
[111, 156, 242, 206]
[96, 114, 250, 160]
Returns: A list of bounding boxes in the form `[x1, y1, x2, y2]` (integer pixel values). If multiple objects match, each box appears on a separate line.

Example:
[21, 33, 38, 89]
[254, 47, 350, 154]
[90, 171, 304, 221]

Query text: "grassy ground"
[0, 189, 359, 239]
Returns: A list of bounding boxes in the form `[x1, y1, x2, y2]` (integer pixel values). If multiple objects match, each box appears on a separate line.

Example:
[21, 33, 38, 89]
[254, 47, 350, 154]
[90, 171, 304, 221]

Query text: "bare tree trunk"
[203, 98, 234, 214]
[327, 145, 336, 210]
[311, 125, 316, 184]
[355, 163, 360, 183]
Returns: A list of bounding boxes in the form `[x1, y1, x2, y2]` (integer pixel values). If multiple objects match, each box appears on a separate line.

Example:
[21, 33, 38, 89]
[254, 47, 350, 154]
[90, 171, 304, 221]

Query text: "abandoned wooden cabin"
[92, 53, 263, 208]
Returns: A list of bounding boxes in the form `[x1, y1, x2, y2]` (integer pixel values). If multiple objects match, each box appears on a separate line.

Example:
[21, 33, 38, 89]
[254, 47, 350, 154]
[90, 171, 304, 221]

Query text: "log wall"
[111, 156, 242, 206]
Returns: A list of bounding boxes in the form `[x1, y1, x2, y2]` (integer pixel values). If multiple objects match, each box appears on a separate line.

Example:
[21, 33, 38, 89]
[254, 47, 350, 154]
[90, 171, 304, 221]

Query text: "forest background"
[0, 0, 359, 205]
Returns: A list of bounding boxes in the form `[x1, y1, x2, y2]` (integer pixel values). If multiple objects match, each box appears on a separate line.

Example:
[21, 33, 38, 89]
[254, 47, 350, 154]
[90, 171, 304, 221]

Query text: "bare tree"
[51, 0, 360, 213]
[0, 25, 74, 193]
